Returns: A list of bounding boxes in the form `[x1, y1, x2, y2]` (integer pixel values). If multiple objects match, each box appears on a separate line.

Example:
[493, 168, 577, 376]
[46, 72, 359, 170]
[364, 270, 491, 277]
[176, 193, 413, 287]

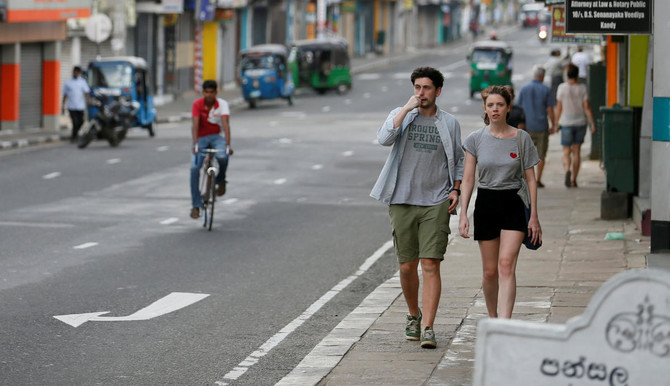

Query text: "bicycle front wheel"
[206, 170, 216, 231]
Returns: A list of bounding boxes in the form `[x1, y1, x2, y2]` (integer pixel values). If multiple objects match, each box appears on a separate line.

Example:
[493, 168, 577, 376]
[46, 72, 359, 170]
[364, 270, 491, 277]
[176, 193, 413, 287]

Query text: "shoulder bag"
[517, 132, 542, 250]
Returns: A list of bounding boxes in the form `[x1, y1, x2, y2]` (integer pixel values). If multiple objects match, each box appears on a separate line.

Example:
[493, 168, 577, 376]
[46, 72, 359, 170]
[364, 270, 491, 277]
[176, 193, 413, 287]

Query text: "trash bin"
[588, 62, 606, 160]
[600, 104, 635, 194]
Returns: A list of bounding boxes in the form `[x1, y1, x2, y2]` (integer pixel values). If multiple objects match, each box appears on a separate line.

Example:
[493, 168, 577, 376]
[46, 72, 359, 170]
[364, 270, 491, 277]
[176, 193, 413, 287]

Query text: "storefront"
[0, 0, 90, 131]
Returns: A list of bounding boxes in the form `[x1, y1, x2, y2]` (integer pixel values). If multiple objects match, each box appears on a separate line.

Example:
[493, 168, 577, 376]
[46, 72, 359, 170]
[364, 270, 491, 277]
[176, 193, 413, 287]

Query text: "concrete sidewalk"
[278, 133, 651, 386]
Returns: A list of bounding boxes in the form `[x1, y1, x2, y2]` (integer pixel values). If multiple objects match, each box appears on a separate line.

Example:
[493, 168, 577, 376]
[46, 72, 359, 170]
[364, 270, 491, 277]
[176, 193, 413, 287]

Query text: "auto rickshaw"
[86, 56, 157, 136]
[290, 38, 352, 94]
[467, 40, 513, 98]
[237, 44, 295, 108]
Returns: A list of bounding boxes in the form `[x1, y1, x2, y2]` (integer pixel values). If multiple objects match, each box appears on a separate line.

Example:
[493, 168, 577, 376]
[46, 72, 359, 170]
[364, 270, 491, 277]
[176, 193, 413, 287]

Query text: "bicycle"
[198, 147, 226, 231]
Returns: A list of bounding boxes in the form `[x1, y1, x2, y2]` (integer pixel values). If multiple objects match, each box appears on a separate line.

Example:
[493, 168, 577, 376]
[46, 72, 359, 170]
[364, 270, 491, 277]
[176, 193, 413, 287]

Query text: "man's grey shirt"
[370, 107, 465, 206]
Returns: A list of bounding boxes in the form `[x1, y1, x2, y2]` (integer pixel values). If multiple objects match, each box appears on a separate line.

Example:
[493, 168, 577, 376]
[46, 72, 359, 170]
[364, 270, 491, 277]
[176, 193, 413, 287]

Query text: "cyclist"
[190, 80, 233, 219]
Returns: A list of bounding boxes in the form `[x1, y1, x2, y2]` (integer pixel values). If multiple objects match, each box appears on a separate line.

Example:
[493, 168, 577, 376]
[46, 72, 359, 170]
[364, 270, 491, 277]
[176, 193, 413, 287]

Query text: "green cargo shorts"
[389, 200, 452, 263]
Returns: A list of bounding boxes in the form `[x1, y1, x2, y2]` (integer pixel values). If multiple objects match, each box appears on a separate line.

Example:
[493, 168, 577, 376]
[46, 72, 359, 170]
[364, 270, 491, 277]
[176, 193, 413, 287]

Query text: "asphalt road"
[0, 27, 550, 385]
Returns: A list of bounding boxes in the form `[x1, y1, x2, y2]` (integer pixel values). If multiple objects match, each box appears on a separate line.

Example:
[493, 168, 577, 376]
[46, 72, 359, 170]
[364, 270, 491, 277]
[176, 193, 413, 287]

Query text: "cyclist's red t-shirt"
[192, 97, 230, 138]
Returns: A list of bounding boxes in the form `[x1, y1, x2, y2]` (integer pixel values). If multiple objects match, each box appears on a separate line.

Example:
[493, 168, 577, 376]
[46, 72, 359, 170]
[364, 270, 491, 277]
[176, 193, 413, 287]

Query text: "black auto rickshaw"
[467, 40, 513, 98]
[290, 38, 352, 94]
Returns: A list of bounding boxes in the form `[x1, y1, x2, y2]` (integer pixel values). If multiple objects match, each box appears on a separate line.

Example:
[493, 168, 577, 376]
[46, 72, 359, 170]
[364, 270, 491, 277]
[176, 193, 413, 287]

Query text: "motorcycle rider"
[190, 80, 233, 219]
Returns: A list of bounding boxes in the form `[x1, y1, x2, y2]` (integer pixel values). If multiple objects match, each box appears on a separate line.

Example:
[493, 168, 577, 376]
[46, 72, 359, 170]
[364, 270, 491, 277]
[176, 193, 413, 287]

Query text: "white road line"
[321, 106, 331, 112]
[357, 73, 381, 80]
[342, 150, 354, 157]
[160, 218, 179, 225]
[216, 240, 394, 385]
[156, 146, 169, 152]
[106, 158, 121, 164]
[43, 172, 61, 179]
[312, 164, 323, 170]
[0, 221, 73, 228]
[73, 242, 98, 250]
[221, 198, 238, 204]
[274, 178, 287, 185]
[439, 59, 467, 72]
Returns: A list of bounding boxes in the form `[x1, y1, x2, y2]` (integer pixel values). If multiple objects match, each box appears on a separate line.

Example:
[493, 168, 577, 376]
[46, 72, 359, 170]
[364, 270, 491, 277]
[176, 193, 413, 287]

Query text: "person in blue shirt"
[516, 65, 557, 187]
[62, 66, 90, 143]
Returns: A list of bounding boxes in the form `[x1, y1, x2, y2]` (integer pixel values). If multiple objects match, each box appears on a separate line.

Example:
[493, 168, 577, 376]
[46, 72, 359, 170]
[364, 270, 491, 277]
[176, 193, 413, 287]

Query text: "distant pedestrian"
[505, 85, 525, 131]
[544, 49, 567, 98]
[516, 65, 557, 187]
[62, 66, 90, 142]
[571, 46, 591, 84]
[555, 63, 596, 188]
[189, 80, 233, 219]
[459, 85, 542, 319]
[371, 67, 464, 349]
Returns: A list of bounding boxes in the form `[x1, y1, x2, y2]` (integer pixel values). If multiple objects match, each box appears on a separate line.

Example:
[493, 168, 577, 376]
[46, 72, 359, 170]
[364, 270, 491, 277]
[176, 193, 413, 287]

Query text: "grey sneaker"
[420, 326, 437, 348]
[405, 311, 422, 341]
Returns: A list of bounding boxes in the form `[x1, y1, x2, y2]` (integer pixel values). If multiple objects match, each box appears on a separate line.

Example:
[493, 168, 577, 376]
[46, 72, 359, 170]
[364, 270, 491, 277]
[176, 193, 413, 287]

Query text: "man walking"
[371, 67, 464, 348]
[62, 66, 90, 142]
[517, 65, 557, 187]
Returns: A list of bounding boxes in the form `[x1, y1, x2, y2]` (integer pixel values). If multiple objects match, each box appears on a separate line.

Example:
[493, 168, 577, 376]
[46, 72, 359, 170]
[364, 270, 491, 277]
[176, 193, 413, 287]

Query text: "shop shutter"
[19, 43, 43, 130]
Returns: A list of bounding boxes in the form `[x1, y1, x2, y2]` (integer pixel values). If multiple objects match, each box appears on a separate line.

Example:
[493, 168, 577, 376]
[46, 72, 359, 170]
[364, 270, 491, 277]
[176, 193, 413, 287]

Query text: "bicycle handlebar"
[194, 145, 230, 155]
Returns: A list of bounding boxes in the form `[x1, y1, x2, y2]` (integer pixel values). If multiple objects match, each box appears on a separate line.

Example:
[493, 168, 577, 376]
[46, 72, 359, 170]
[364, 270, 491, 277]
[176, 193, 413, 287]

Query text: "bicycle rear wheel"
[206, 170, 216, 231]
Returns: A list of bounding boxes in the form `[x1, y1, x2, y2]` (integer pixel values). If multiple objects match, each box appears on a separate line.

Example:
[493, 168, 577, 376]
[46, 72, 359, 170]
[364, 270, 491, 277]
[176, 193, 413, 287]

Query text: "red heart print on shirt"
[510, 152, 518, 159]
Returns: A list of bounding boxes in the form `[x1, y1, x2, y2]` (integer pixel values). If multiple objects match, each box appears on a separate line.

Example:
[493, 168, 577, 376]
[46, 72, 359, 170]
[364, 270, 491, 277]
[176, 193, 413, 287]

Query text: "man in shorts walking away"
[371, 67, 464, 348]
[190, 80, 233, 219]
[517, 65, 557, 187]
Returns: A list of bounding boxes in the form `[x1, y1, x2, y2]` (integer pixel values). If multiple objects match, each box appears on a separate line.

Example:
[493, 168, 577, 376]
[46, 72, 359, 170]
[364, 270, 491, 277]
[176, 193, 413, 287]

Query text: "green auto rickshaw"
[467, 40, 513, 98]
[290, 38, 352, 94]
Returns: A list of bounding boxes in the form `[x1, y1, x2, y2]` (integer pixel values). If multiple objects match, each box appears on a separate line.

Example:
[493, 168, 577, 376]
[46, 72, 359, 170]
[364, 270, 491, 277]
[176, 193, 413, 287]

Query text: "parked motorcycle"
[77, 90, 140, 149]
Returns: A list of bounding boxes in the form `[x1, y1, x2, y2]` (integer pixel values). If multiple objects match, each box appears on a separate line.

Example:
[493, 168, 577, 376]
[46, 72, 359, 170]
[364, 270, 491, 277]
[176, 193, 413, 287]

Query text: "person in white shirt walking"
[571, 46, 591, 84]
[61, 66, 90, 142]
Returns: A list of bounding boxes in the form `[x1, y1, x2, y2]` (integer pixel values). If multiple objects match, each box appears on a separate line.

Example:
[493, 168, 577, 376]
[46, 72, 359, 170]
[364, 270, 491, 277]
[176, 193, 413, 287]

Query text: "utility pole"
[650, 0, 670, 254]
[317, 0, 326, 39]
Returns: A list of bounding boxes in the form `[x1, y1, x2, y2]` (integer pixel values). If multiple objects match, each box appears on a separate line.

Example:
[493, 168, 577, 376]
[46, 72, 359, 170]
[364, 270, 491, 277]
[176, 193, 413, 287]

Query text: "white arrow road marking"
[73, 242, 98, 249]
[53, 292, 210, 328]
[216, 241, 394, 384]
[43, 172, 61, 179]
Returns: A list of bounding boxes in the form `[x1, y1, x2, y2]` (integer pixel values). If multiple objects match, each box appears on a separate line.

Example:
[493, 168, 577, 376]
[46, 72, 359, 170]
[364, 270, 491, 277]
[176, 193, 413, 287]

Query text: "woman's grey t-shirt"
[462, 127, 540, 190]
[390, 114, 452, 205]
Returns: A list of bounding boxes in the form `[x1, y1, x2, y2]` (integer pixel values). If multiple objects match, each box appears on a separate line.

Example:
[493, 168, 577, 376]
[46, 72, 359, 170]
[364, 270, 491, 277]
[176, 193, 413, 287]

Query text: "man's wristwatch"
[452, 188, 461, 196]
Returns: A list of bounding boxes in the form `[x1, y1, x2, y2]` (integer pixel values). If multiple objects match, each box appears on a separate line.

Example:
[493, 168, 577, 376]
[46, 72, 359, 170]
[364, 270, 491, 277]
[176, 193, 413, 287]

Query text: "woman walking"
[458, 85, 542, 318]
[555, 63, 596, 187]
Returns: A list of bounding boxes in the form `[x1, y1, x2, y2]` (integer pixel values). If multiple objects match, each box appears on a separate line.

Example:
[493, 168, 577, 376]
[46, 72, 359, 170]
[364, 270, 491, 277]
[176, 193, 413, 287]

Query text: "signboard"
[85, 13, 112, 43]
[5, 0, 91, 22]
[551, 5, 601, 45]
[473, 269, 670, 386]
[198, 0, 215, 21]
[162, 0, 184, 13]
[566, 0, 652, 34]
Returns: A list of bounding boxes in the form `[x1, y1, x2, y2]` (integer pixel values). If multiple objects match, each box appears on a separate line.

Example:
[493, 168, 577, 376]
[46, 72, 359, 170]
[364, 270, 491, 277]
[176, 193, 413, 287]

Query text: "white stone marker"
[474, 269, 670, 386]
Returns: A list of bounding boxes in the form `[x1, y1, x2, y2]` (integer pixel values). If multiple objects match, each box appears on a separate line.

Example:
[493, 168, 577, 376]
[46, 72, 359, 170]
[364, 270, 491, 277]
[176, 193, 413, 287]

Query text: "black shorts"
[473, 188, 527, 241]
